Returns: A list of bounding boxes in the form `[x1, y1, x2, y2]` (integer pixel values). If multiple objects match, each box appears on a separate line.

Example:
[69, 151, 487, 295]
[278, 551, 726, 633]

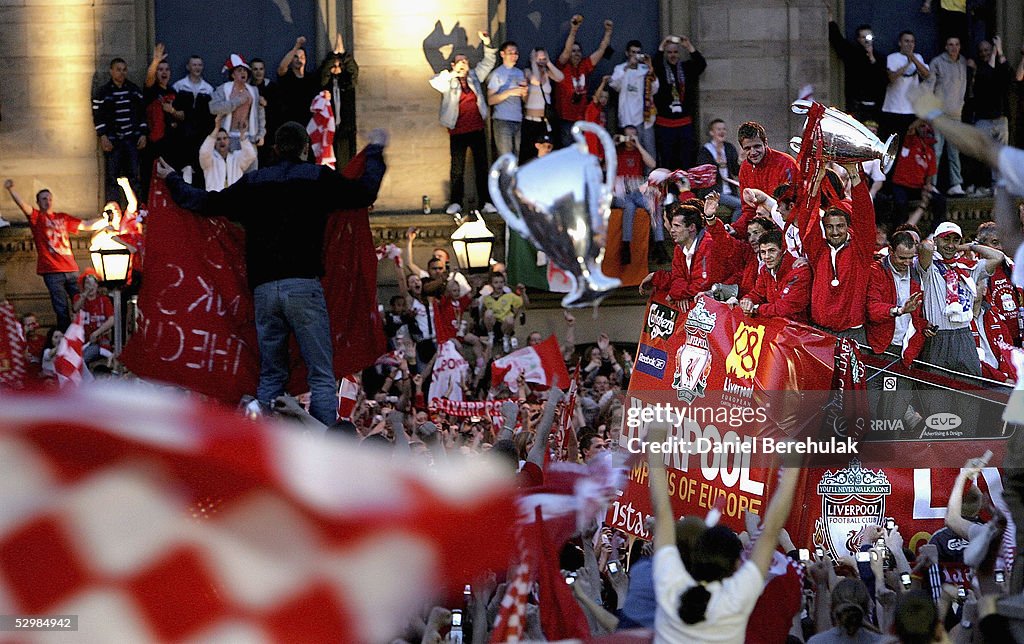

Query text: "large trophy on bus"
[488, 121, 621, 308]
[789, 99, 899, 173]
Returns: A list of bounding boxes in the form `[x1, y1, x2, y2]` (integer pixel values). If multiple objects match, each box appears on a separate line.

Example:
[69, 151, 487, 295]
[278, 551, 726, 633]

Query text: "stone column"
[665, 0, 830, 147]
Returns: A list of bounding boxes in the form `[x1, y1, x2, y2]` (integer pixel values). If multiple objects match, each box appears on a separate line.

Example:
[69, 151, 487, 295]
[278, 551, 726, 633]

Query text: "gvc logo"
[924, 413, 962, 430]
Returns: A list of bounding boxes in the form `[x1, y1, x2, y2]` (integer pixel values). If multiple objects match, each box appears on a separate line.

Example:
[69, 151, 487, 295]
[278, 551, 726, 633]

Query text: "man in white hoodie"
[209, 54, 265, 166]
[200, 114, 257, 191]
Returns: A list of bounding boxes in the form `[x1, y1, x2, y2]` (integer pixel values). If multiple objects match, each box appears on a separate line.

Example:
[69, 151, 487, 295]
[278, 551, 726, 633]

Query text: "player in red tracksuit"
[731, 121, 797, 238]
[802, 165, 876, 344]
[639, 203, 725, 303]
[865, 233, 928, 364]
[739, 229, 811, 322]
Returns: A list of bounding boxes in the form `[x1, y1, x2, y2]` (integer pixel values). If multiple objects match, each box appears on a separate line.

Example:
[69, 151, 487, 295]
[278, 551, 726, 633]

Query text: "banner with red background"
[122, 159, 386, 405]
[608, 295, 1013, 561]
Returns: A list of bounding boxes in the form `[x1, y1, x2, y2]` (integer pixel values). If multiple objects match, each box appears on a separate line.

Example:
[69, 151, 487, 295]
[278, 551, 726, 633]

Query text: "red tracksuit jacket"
[802, 180, 875, 331]
[651, 229, 724, 301]
[745, 252, 811, 322]
[733, 147, 798, 237]
[865, 257, 928, 365]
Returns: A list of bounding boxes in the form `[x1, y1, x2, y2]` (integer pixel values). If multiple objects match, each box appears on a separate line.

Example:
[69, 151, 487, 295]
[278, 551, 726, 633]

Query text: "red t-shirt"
[73, 293, 114, 348]
[892, 134, 937, 189]
[450, 78, 486, 136]
[434, 294, 471, 345]
[28, 209, 81, 274]
[583, 102, 607, 160]
[555, 58, 595, 122]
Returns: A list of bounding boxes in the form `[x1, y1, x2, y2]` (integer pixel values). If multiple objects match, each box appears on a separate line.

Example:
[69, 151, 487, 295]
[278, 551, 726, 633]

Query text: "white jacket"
[199, 134, 256, 191]
[209, 82, 265, 143]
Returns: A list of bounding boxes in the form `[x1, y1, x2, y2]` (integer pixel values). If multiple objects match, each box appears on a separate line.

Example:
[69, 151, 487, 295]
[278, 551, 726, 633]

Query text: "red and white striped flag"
[337, 374, 359, 419]
[0, 301, 27, 390]
[307, 92, 336, 169]
[553, 360, 580, 462]
[54, 311, 86, 388]
[492, 335, 570, 393]
[0, 383, 517, 642]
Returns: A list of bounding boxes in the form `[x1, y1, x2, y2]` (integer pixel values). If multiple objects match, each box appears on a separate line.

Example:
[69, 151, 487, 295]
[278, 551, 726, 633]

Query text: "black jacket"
[651, 50, 706, 120]
[828, 21, 887, 111]
[167, 146, 386, 289]
[695, 141, 740, 196]
[92, 79, 148, 140]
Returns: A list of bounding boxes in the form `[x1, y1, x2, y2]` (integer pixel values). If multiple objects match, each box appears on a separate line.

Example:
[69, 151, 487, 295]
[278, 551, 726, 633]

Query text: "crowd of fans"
[4, 7, 1024, 643]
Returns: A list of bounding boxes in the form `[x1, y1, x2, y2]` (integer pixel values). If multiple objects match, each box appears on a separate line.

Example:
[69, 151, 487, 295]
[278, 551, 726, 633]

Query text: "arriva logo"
[924, 413, 962, 430]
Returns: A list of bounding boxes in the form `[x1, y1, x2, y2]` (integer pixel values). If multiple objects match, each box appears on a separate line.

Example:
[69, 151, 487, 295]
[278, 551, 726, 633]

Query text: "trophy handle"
[570, 121, 617, 191]
[487, 153, 532, 240]
[791, 99, 812, 115]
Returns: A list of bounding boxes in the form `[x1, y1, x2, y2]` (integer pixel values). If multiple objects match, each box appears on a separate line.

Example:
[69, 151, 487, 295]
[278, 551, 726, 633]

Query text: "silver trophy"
[488, 121, 621, 308]
[788, 99, 899, 173]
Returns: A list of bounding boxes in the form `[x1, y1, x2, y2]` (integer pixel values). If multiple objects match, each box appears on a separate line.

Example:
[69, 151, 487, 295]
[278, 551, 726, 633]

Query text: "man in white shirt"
[881, 31, 930, 156]
[199, 114, 256, 192]
[609, 40, 659, 158]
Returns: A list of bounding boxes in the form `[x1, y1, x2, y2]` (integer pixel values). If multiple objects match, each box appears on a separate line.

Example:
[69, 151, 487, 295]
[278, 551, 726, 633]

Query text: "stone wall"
[0, 0, 149, 221]
[689, 0, 831, 146]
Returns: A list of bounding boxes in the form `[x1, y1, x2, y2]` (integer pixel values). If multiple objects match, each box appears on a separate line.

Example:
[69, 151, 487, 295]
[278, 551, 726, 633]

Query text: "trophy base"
[560, 274, 623, 308]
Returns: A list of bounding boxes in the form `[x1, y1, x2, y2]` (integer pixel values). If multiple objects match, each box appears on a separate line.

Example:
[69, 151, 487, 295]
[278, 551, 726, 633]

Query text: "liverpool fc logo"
[814, 459, 892, 559]
[672, 298, 716, 403]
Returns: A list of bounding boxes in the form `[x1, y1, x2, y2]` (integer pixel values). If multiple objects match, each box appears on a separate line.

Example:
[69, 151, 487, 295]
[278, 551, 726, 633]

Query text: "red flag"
[54, 311, 86, 388]
[123, 153, 386, 404]
[0, 302, 27, 390]
[337, 375, 359, 419]
[491, 335, 570, 393]
[0, 384, 517, 642]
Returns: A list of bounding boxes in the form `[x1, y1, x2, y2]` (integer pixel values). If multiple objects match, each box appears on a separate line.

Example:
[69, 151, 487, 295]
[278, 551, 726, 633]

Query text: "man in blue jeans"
[156, 122, 388, 425]
[487, 41, 527, 158]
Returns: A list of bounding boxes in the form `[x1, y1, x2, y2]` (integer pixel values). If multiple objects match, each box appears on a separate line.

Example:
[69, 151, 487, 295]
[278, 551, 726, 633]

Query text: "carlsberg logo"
[637, 352, 666, 369]
[647, 304, 677, 339]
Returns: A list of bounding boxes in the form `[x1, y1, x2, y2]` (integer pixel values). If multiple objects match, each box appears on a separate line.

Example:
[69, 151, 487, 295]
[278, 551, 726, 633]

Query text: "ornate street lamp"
[450, 211, 494, 274]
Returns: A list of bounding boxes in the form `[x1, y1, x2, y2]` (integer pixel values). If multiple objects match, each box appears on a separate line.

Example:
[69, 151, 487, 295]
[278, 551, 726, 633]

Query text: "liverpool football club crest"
[813, 459, 892, 559]
[672, 297, 717, 402]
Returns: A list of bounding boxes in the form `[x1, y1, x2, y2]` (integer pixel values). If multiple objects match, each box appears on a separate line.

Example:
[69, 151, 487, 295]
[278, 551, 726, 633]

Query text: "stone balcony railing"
[0, 196, 998, 331]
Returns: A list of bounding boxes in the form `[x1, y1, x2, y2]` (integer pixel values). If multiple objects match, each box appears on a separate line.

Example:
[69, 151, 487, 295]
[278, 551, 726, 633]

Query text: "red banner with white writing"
[608, 295, 1013, 556]
[122, 169, 386, 405]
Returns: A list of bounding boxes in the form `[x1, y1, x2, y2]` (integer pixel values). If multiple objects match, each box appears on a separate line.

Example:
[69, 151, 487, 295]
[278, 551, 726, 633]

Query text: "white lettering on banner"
[156, 264, 185, 315]
[184, 329, 246, 374]
[619, 397, 765, 496]
[186, 276, 242, 317]
[673, 420, 765, 496]
[913, 467, 1006, 520]
[608, 499, 652, 539]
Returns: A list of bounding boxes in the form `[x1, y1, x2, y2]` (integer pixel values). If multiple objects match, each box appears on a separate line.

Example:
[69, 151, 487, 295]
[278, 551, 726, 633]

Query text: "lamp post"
[450, 211, 495, 274]
[89, 227, 132, 369]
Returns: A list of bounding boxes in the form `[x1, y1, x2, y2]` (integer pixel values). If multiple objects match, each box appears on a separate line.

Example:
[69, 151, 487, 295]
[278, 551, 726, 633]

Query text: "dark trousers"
[655, 123, 696, 171]
[42, 272, 79, 331]
[104, 137, 141, 207]
[450, 129, 489, 208]
[890, 184, 947, 232]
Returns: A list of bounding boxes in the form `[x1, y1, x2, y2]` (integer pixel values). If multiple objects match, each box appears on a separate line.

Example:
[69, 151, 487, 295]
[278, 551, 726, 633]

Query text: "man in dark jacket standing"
[93, 58, 148, 205]
[156, 122, 388, 426]
[651, 35, 706, 171]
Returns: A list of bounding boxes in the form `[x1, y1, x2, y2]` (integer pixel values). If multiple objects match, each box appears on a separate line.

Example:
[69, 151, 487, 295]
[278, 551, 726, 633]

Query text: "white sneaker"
[977, 187, 993, 197]
[510, 336, 519, 349]
[446, 203, 462, 215]
[0, 218, 10, 228]
[482, 203, 498, 214]
[946, 184, 965, 196]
